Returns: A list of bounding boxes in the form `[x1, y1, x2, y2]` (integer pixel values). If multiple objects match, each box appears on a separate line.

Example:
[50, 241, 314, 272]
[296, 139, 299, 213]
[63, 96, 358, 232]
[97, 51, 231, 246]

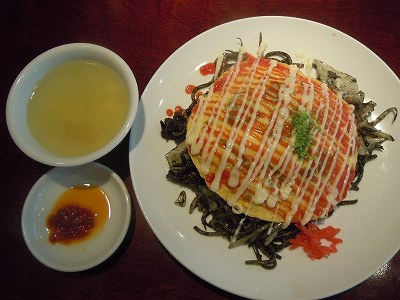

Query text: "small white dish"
[22, 162, 131, 272]
[6, 43, 139, 167]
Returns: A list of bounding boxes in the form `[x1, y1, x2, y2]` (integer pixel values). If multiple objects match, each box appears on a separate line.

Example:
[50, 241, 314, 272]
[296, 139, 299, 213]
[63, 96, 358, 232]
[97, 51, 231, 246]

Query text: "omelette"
[186, 52, 359, 227]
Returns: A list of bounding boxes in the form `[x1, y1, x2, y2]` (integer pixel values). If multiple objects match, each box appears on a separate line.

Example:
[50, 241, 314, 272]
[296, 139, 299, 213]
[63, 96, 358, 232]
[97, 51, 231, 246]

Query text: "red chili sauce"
[200, 62, 216, 76]
[46, 185, 110, 245]
[166, 62, 216, 117]
[166, 105, 184, 117]
[47, 205, 95, 244]
[185, 84, 196, 94]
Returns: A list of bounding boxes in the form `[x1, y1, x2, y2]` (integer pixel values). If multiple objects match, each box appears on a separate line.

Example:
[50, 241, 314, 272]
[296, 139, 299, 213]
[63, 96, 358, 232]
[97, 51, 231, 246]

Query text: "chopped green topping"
[291, 110, 316, 159]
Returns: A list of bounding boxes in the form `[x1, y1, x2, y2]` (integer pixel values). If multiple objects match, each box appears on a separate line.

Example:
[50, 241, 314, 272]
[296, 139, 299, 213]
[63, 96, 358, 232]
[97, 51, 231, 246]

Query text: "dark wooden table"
[1, 1, 399, 299]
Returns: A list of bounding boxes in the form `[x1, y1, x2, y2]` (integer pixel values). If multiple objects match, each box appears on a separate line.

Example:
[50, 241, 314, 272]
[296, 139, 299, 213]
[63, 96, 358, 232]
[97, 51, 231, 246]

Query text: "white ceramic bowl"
[6, 43, 139, 166]
[22, 162, 131, 272]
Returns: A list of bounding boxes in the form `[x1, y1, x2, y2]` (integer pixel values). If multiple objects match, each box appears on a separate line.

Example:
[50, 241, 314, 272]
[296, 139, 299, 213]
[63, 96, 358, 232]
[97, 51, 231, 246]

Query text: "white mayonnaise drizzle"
[229, 59, 278, 190]
[187, 45, 358, 228]
[257, 41, 267, 57]
[210, 54, 265, 191]
[230, 199, 254, 243]
[301, 89, 344, 224]
[267, 204, 280, 235]
[248, 64, 298, 206]
[295, 50, 315, 77]
[283, 83, 340, 226]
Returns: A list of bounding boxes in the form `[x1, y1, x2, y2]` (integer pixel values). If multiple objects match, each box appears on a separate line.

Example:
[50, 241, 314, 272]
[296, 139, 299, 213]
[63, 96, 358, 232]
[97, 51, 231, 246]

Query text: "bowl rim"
[6, 43, 139, 166]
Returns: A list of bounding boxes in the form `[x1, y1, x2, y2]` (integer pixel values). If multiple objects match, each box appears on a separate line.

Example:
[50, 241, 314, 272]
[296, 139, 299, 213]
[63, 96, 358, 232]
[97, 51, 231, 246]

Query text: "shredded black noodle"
[160, 37, 396, 269]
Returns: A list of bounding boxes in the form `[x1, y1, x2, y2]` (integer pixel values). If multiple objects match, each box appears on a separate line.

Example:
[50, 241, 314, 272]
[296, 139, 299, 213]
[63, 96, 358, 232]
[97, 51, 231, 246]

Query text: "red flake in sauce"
[47, 204, 95, 244]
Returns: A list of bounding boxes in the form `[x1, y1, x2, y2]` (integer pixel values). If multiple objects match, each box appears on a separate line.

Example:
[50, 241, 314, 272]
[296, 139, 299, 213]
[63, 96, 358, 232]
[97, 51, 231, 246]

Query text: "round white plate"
[129, 16, 400, 299]
[22, 162, 131, 272]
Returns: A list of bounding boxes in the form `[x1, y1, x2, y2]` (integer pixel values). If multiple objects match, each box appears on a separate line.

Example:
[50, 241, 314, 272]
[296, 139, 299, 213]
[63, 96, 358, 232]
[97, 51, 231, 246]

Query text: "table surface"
[1, 1, 399, 299]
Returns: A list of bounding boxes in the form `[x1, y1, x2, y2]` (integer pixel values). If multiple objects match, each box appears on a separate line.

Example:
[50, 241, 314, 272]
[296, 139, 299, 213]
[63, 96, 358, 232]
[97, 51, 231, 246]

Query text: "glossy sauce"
[27, 60, 129, 157]
[166, 105, 184, 117]
[46, 185, 110, 245]
[185, 84, 196, 94]
[200, 62, 216, 76]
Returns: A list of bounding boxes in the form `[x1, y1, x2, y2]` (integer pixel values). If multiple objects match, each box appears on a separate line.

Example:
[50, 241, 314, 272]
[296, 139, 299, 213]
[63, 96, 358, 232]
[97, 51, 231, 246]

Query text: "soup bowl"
[6, 43, 139, 166]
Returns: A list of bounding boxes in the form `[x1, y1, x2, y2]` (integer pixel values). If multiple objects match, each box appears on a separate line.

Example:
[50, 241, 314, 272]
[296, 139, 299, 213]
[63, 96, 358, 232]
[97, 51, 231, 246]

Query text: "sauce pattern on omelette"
[186, 49, 358, 227]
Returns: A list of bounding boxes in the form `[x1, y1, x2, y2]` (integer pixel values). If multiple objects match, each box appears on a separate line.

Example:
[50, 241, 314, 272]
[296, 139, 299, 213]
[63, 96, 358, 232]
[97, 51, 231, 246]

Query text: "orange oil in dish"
[46, 185, 110, 245]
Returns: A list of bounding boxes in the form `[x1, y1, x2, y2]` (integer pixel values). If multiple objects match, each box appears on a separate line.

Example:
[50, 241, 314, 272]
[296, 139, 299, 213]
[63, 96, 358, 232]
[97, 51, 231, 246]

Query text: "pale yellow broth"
[27, 59, 129, 157]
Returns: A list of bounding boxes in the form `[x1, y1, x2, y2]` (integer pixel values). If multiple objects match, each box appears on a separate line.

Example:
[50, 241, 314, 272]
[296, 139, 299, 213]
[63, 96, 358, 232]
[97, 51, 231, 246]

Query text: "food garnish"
[291, 110, 317, 159]
[289, 223, 343, 260]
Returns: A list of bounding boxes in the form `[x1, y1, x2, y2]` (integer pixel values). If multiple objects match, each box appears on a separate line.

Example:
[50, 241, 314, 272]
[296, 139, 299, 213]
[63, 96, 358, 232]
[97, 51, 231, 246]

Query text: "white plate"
[129, 16, 400, 299]
[22, 162, 131, 272]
